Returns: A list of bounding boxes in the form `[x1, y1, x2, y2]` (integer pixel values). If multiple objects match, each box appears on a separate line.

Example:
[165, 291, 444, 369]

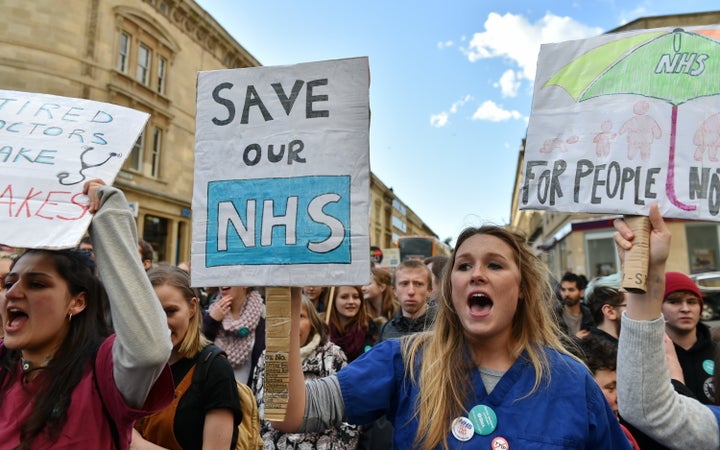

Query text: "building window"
[137, 44, 151, 85]
[392, 215, 407, 233]
[128, 132, 144, 172]
[157, 56, 167, 94]
[584, 231, 618, 278]
[686, 223, 720, 273]
[143, 215, 168, 263]
[118, 32, 130, 72]
[151, 127, 162, 178]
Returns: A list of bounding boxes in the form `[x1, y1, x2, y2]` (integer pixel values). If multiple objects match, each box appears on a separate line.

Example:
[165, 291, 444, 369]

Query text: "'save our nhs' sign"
[192, 57, 370, 287]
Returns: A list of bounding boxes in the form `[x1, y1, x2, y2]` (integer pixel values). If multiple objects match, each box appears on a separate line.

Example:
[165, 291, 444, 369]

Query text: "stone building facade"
[1, 0, 439, 265]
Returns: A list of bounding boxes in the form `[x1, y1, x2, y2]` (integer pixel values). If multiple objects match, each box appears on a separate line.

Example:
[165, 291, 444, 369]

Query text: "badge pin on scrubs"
[469, 404, 498, 435]
[492, 436, 509, 449]
[451, 416, 474, 442]
[703, 359, 714, 376]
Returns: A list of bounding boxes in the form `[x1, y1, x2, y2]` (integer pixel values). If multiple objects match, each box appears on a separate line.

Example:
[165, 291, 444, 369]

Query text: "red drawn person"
[593, 120, 617, 158]
[619, 100, 662, 162]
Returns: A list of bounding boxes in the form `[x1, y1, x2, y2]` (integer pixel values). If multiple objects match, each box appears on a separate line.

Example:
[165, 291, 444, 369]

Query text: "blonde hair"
[148, 266, 209, 359]
[402, 225, 572, 450]
[300, 296, 330, 345]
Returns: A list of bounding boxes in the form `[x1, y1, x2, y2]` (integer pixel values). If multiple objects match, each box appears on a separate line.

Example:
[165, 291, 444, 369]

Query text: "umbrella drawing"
[544, 28, 720, 212]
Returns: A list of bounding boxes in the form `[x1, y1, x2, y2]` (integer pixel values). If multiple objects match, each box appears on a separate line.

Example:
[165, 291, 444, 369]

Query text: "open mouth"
[468, 293, 493, 316]
[5, 307, 28, 331]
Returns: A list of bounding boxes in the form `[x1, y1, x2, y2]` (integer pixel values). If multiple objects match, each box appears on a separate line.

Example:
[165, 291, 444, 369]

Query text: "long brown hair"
[402, 226, 572, 450]
[327, 285, 369, 334]
[0, 249, 111, 448]
[367, 267, 398, 325]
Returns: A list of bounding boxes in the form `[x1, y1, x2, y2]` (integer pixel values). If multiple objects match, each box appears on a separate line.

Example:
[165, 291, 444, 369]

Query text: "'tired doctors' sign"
[191, 57, 371, 287]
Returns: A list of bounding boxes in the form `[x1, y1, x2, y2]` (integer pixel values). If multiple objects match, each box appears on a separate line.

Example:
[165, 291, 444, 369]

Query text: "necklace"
[20, 355, 52, 373]
[21, 358, 33, 372]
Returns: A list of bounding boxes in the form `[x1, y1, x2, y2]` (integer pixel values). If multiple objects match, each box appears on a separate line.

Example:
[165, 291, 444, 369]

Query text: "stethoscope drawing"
[56, 145, 121, 186]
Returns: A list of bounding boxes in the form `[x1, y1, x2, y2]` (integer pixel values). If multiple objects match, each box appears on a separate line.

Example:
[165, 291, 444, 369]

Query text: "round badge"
[491, 436, 509, 449]
[451, 416, 474, 442]
[236, 326, 250, 337]
[703, 359, 714, 376]
[469, 404, 498, 436]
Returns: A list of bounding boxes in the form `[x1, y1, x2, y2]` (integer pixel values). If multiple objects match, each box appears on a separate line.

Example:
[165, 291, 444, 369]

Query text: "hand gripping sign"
[192, 57, 371, 419]
[523, 26, 720, 292]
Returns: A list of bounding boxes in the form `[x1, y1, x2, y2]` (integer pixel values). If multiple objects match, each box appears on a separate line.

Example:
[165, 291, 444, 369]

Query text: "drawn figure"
[539, 135, 580, 153]
[619, 100, 662, 162]
[693, 112, 720, 162]
[56, 146, 121, 186]
[593, 120, 617, 158]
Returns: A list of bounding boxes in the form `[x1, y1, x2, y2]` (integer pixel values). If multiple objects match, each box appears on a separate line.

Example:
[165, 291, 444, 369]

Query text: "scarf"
[330, 321, 367, 362]
[300, 332, 322, 362]
[215, 290, 263, 368]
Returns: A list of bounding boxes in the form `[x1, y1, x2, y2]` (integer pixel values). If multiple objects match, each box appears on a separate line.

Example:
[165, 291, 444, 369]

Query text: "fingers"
[648, 203, 668, 235]
[83, 179, 107, 214]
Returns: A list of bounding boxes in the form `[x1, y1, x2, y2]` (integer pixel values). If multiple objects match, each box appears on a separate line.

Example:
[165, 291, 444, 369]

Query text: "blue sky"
[195, 0, 719, 244]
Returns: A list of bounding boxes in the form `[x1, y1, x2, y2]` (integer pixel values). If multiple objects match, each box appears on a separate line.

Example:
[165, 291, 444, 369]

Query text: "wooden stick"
[324, 286, 335, 324]
[621, 215, 651, 294]
[264, 287, 291, 421]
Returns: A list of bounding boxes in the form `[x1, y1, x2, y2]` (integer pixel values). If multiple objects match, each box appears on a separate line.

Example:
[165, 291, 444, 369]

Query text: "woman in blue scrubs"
[274, 226, 632, 449]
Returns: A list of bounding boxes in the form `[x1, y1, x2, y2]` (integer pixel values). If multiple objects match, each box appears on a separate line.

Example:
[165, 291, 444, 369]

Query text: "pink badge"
[491, 436, 509, 449]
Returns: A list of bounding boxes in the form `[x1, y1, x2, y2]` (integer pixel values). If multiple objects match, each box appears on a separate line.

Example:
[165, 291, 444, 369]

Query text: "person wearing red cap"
[662, 271, 717, 404]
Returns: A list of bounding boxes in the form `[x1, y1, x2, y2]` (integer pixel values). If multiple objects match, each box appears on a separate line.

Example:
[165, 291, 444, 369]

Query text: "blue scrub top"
[337, 340, 632, 449]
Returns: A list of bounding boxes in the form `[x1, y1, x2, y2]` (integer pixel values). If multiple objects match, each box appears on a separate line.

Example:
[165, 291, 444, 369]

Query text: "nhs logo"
[206, 175, 350, 266]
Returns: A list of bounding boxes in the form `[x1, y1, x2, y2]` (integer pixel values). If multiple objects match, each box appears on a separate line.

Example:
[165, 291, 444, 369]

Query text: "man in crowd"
[663, 272, 717, 404]
[555, 272, 593, 339]
[378, 260, 436, 342]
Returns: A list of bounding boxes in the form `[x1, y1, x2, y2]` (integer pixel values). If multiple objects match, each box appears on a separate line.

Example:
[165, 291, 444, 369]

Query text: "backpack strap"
[192, 344, 227, 385]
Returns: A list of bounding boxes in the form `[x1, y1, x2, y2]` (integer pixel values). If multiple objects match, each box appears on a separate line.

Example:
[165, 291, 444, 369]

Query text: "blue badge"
[703, 359, 714, 376]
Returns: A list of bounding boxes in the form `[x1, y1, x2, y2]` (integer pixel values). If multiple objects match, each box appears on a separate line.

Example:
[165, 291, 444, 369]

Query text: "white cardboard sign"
[522, 26, 720, 221]
[192, 57, 371, 287]
[0, 90, 148, 249]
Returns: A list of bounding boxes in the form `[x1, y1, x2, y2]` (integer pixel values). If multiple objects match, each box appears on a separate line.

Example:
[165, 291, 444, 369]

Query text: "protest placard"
[0, 90, 148, 249]
[522, 26, 720, 220]
[192, 57, 371, 288]
[522, 26, 720, 291]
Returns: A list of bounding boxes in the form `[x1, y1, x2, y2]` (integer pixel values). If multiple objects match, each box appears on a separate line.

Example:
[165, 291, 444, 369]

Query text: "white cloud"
[430, 112, 449, 128]
[471, 100, 523, 122]
[463, 12, 602, 81]
[430, 95, 473, 127]
[437, 40, 454, 49]
[450, 94, 473, 113]
[494, 70, 521, 97]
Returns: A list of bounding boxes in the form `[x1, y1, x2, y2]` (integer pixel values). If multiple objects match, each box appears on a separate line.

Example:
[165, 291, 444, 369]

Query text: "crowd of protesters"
[3, 183, 720, 449]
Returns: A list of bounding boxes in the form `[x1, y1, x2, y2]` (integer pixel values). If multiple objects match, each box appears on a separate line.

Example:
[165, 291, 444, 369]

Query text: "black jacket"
[674, 321, 717, 404]
[377, 302, 437, 342]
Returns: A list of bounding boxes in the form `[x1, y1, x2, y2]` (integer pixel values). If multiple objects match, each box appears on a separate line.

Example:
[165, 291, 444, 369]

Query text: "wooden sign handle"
[264, 287, 292, 421]
[621, 215, 651, 294]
